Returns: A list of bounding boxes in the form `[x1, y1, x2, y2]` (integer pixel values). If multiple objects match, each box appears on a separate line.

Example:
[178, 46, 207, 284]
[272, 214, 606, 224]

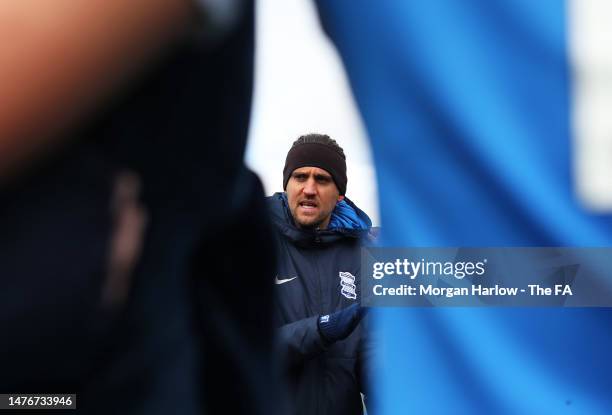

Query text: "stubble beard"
[293, 211, 330, 230]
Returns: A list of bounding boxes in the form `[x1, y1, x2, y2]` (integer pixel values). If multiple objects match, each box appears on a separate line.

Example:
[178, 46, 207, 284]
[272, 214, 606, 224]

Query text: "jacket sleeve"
[277, 316, 328, 368]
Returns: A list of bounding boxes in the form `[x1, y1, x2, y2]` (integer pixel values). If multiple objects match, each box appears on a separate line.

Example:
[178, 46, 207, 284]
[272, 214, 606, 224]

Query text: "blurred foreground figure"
[0, 1, 277, 413]
[316, 0, 612, 414]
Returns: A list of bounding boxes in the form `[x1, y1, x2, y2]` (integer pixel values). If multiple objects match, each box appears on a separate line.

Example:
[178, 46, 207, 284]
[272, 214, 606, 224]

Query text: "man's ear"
[338, 195, 345, 202]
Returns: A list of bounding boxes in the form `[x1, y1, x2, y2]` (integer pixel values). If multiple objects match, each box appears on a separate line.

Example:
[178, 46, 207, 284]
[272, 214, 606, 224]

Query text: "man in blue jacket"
[268, 133, 373, 415]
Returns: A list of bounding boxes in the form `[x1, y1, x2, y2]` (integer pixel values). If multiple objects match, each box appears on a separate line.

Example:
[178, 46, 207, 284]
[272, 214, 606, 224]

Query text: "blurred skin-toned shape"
[0, 0, 192, 181]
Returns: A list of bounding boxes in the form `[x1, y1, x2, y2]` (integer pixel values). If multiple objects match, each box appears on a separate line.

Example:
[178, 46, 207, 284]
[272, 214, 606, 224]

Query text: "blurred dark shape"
[0, 1, 278, 413]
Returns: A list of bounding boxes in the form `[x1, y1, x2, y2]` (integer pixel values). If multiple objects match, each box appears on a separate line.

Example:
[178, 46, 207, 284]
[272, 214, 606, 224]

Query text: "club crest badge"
[339, 271, 357, 300]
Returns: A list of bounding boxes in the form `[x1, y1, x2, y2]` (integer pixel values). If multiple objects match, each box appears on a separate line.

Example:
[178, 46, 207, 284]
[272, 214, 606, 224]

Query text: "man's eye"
[294, 175, 307, 181]
[316, 177, 331, 184]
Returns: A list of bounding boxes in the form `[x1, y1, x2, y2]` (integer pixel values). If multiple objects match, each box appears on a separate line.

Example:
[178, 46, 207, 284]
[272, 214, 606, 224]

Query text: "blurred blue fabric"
[316, 0, 612, 413]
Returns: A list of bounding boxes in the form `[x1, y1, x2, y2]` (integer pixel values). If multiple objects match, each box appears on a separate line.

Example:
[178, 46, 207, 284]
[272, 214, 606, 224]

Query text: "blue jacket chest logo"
[339, 272, 357, 300]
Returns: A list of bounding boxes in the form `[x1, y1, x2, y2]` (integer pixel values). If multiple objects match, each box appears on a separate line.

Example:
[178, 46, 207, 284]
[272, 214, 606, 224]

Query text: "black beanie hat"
[283, 134, 347, 195]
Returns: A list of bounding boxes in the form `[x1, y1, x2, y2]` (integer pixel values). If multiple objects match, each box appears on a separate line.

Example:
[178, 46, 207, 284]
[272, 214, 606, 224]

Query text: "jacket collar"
[267, 192, 372, 246]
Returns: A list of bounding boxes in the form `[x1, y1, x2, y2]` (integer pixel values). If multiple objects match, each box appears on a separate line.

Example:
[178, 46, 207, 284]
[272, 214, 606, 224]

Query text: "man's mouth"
[298, 200, 318, 211]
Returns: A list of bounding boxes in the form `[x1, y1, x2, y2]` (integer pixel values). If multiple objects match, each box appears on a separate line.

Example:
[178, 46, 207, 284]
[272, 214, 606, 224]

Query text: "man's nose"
[303, 179, 317, 195]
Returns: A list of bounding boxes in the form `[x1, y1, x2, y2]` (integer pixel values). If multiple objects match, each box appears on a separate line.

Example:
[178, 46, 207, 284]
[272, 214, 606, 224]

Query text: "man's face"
[286, 166, 344, 229]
